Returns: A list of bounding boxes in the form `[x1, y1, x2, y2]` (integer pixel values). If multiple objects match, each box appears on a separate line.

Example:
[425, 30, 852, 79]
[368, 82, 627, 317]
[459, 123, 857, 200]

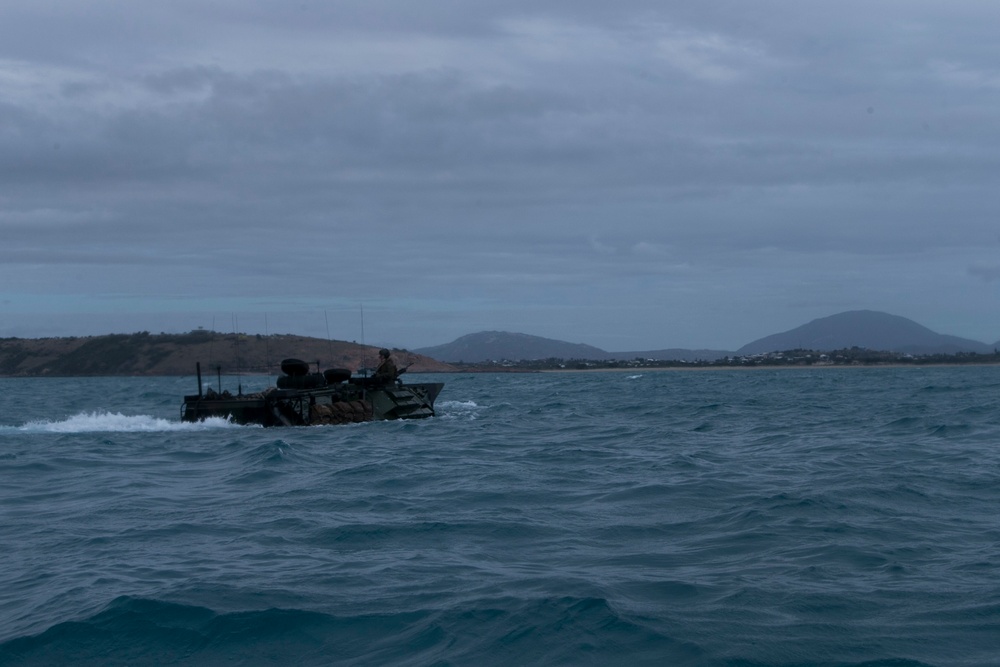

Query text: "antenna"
[232, 314, 243, 396]
[324, 310, 334, 366]
[264, 313, 272, 379]
[360, 304, 368, 377]
[209, 315, 217, 375]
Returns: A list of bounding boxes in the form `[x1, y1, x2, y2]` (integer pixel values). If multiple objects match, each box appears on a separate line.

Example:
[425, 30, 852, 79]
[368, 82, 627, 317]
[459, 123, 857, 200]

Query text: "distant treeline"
[450, 347, 1000, 371]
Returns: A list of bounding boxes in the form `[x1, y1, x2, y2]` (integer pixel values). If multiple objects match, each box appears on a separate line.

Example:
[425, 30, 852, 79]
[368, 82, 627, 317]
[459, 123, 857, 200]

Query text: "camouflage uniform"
[374, 350, 397, 383]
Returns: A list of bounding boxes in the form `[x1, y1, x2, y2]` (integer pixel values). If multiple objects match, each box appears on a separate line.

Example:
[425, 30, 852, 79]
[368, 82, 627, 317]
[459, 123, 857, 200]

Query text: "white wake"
[10, 412, 244, 433]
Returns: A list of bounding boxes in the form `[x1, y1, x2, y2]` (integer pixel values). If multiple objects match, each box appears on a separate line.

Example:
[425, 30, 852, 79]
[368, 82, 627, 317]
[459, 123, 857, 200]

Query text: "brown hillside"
[0, 331, 456, 377]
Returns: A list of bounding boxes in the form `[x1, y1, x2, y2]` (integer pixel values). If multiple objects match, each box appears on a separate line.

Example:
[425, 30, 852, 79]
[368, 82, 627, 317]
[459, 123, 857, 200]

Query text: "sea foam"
[12, 411, 244, 433]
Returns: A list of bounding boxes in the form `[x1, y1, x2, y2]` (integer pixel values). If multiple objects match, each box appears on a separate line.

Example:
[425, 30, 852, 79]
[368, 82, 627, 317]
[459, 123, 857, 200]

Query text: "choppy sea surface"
[2, 367, 999, 666]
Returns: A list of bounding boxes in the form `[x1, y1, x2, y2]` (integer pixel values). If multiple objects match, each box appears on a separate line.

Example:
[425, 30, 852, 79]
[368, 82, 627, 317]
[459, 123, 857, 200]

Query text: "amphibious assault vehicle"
[181, 358, 444, 426]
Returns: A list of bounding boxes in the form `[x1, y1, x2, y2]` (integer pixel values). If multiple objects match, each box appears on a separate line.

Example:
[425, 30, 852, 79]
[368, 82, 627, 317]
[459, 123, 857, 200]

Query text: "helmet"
[379, 348, 390, 358]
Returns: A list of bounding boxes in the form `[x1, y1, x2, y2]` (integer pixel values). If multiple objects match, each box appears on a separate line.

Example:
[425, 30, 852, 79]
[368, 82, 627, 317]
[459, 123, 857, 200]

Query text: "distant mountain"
[418, 311, 996, 364]
[737, 310, 993, 356]
[416, 331, 610, 363]
[5, 311, 992, 377]
[417, 332, 731, 363]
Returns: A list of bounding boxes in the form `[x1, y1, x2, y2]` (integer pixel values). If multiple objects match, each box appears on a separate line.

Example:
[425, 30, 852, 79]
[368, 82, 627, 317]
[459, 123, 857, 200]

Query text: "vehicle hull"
[181, 364, 443, 426]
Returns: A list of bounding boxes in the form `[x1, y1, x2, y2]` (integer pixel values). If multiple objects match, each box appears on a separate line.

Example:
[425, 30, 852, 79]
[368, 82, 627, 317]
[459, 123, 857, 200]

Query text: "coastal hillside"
[417, 331, 731, 363]
[737, 310, 993, 356]
[0, 331, 455, 377]
[419, 310, 994, 362]
[415, 331, 610, 363]
[4, 310, 995, 376]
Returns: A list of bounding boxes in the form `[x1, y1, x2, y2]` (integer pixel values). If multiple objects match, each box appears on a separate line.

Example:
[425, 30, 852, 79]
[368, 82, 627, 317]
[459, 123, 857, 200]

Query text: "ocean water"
[1, 367, 999, 666]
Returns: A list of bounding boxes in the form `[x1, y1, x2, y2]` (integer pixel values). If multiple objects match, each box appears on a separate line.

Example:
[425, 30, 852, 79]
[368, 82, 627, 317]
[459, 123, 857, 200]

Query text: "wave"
[0, 595, 946, 667]
[4, 412, 246, 434]
[437, 399, 480, 411]
[4, 400, 482, 433]
[0, 595, 703, 667]
[436, 399, 485, 421]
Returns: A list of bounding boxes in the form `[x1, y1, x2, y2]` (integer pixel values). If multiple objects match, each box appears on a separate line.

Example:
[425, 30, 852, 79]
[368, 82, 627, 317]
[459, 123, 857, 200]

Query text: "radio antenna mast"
[264, 313, 272, 379]
[232, 314, 243, 396]
[324, 310, 334, 366]
[360, 304, 368, 377]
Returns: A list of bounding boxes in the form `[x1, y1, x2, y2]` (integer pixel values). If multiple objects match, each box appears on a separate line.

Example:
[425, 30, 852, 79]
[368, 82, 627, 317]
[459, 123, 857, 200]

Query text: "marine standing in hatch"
[373, 348, 397, 384]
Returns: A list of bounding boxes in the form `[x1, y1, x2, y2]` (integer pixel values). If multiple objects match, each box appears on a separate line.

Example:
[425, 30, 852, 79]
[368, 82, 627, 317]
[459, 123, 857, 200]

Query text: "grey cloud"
[2, 1, 1000, 347]
[969, 264, 1000, 283]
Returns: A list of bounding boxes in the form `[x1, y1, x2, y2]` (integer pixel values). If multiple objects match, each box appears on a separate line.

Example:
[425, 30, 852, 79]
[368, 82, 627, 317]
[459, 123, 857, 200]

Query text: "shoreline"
[533, 362, 1000, 373]
[2, 361, 998, 379]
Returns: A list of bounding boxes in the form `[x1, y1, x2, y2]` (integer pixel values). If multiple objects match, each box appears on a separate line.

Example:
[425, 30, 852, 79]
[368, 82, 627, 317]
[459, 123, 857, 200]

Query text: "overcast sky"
[3, 1, 999, 351]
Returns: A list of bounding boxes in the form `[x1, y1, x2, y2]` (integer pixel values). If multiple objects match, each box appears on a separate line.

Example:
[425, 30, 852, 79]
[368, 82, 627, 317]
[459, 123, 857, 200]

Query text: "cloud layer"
[3, 1, 999, 349]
